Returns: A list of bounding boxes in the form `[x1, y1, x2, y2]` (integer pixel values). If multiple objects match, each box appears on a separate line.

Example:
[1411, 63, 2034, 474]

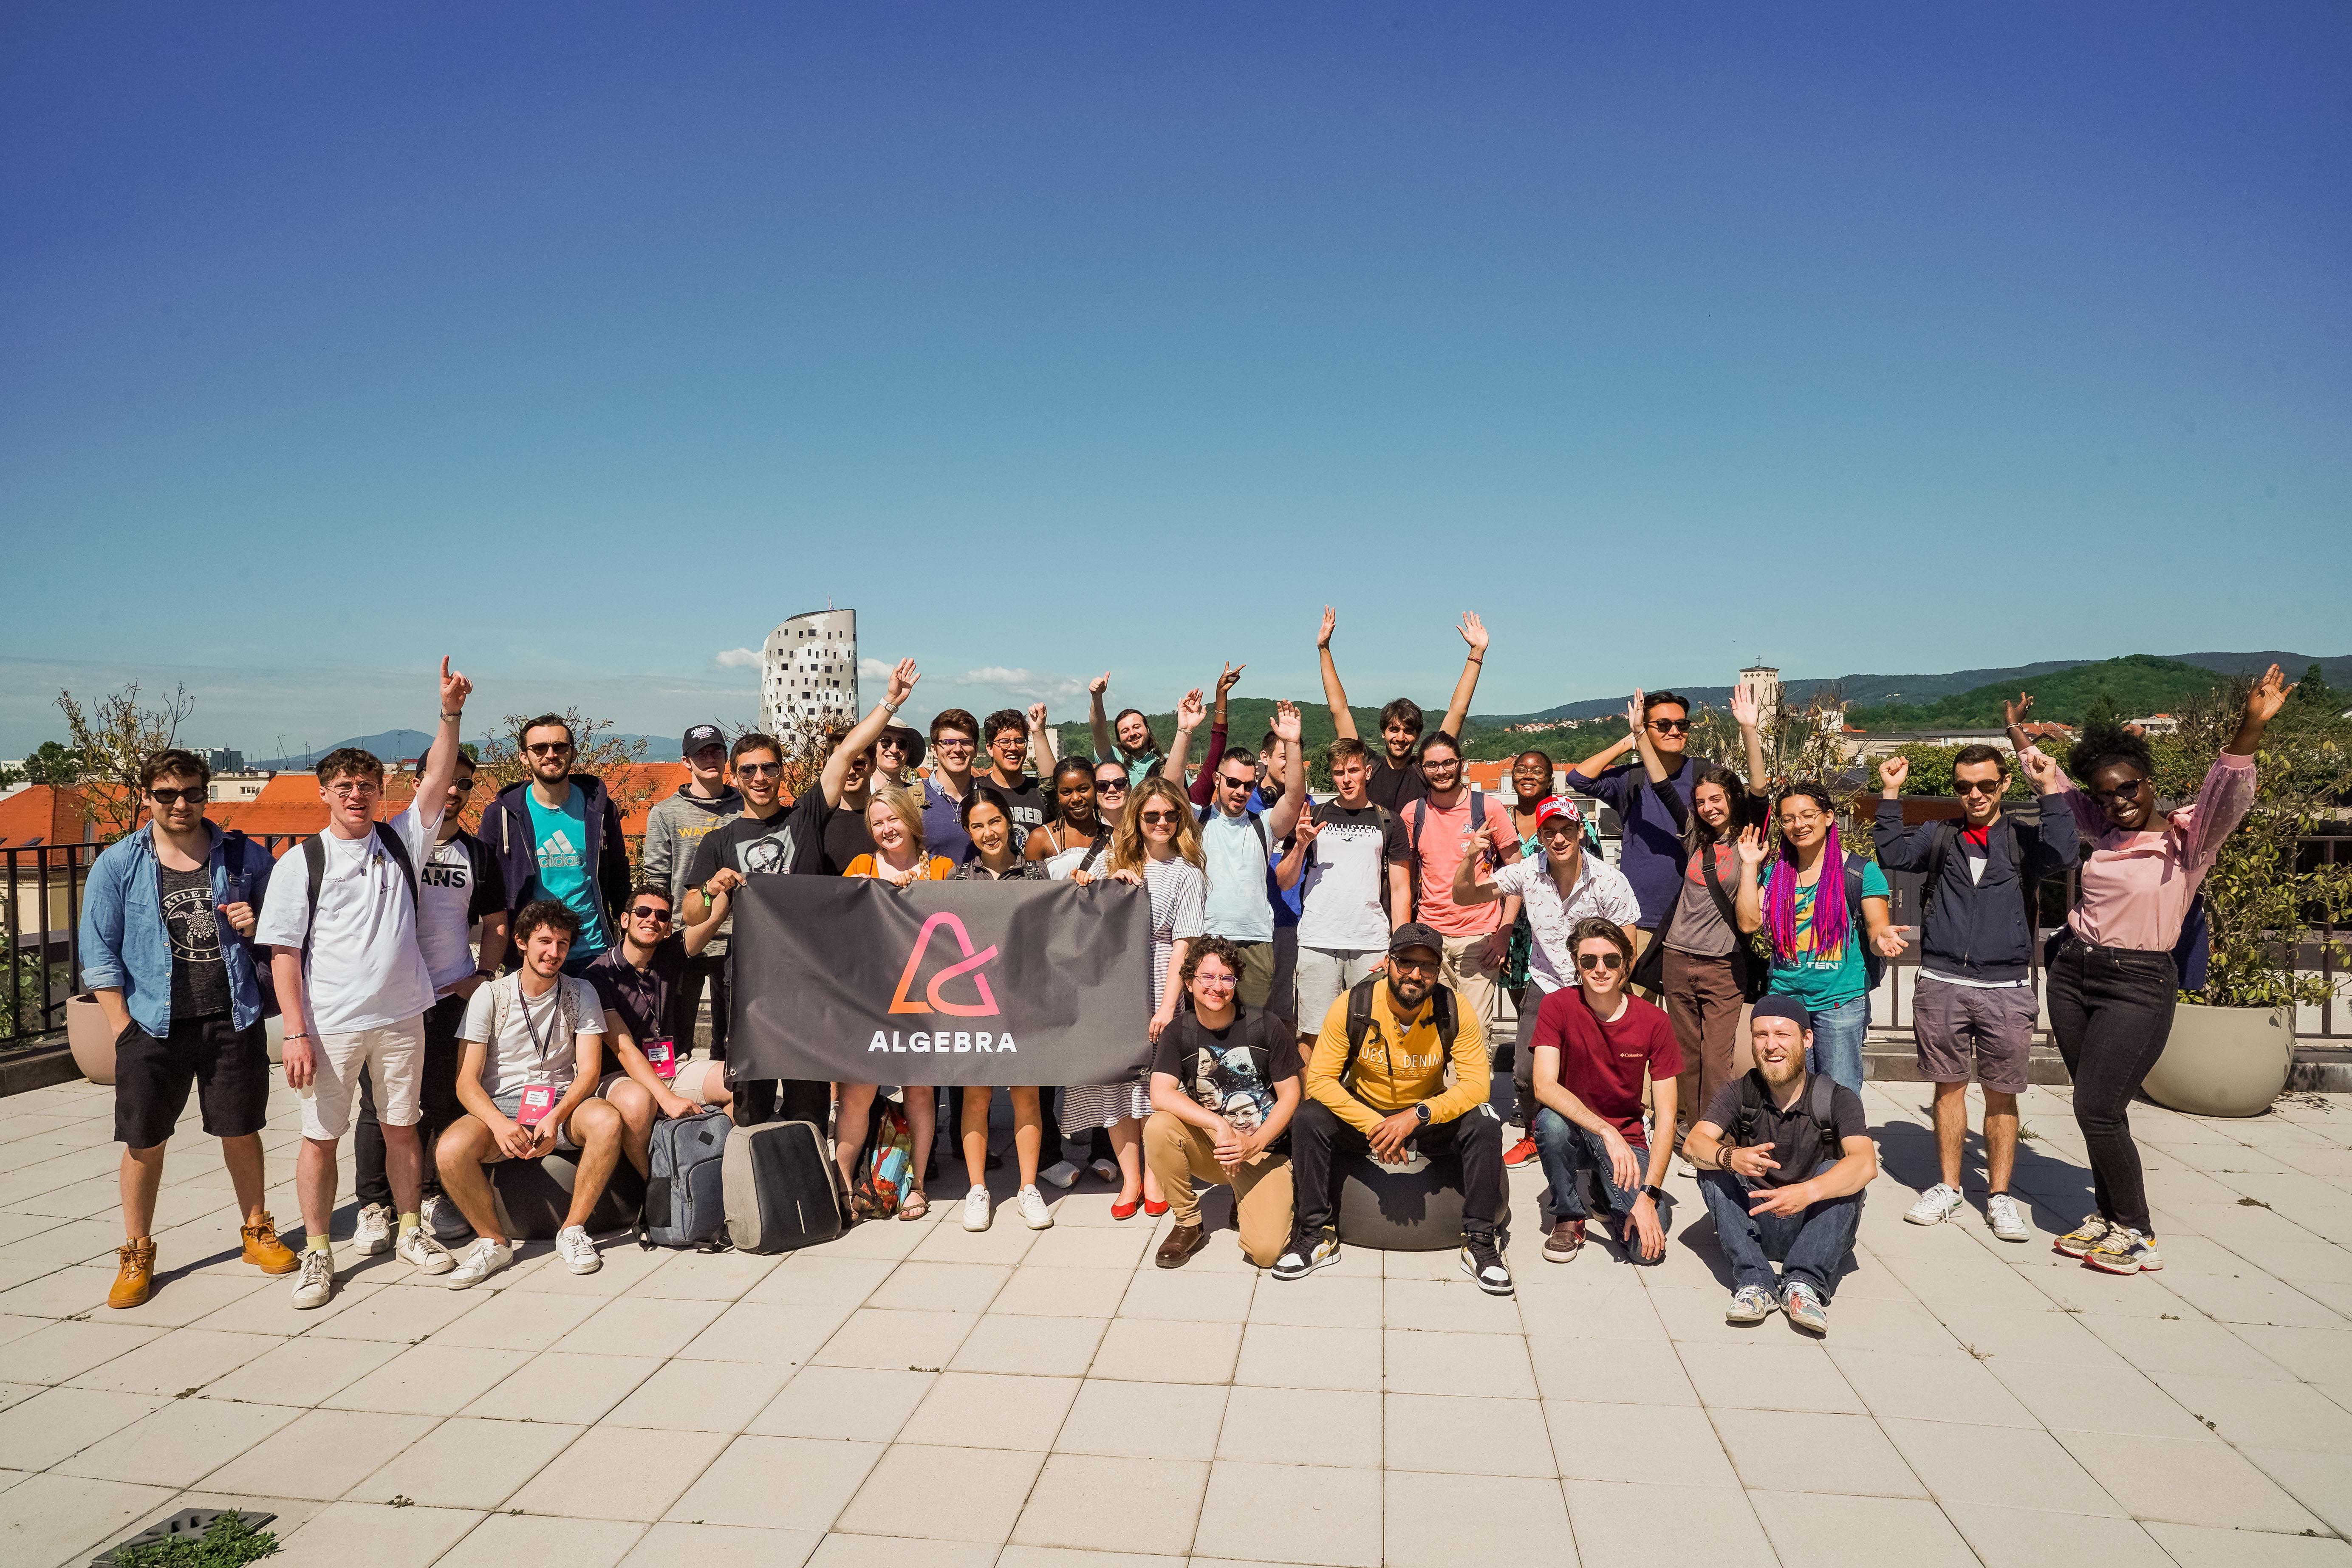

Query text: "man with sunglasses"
[1874, 744, 2075, 1242]
[1190, 696, 1307, 1014]
[350, 747, 509, 1255]
[85, 749, 300, 1309]
[591, 883, 730, 1168]
[1527, 918, 1681, 1265]
[1565, 691, 1705, 961]
[478, 714, 630, 975]
[643, 724, 743, 1058]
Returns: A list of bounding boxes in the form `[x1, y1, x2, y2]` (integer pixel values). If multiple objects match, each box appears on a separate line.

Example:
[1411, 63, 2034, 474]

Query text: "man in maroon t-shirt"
[1529, 916, 1683, 1264]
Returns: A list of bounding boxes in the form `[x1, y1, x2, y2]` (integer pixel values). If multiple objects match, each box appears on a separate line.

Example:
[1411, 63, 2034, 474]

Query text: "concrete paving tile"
[836, 1441, 1046, 1543]
[322, 1342, 534, 1415]
[741, 1255, 894, 1308]
[908, 1216, 1041, 1266]
[1002, 1550, 1185, 1568]
[1245, 1273, 1381, 1329]
[1386, 1277, 1522, 1334]
[1234, 1322, 1382, 1390]
[67, 1326, 277, 1395]
[1087, 1316, 1237, 1383]
[2056, 1427, 2327, 1531]
[605, 1356, 794, 1434]
[1827, 1344, 2039, 1427]
[1710, 1406, 1925, 1497]
[1012, 1453, 1207, 1554]
[1021, 1224, 1153, 1270]
[808, 1533, 1000, 1568]
[749, 1366, 936, 1442]
[1391, 1471, 1576, 1567]
[0, 1385, 168, 1471]
[1675, 1339, 1867, 1413]
[54, 1392, 304, 1486]
[950, 1311, 1112, 1377]
[201, 1407, 443, 1500]
[1939, 1502, 2171, 1568]
[2143, 1520, 2352, 1567]
[1564, 1480, 1775, 1566]
[866, 1259, 1012, 1314]
[1749, 1493, 1978, 1568]
[2231, 1323, 2352, 1384]
[665, 1434, 885, 1530]
[2243, 1444, 2352, 1538]
[1881, 1416, 2124, 1514]
[0, 1379, 39, 1412]
[1927, 1300, 2130, 1367]
[812, 1307, 978, 1371]
[619, 1522, 823, 1568]
[674, 1297, 849, 1365]
[1214, 1386, 1377, 1469]
[305, 1278, 486, 1341]
[2079, 1309, 2297, 1379]
[2151, 1370, 2352, 1452]
[425, 1280, 605, 1351]
[200, 1332, 406, 1406]
[1384, 1328, 1537, 1397]
[353, 1413, 585, 1509]
[1196, 1459, 1380, 1567]
[508, 1425, 731, 1521]
[906, 1370, 1080, 1450]
[988, 1264, 1135, 1318]
[462, 1349, 662, 1424]
[1527, 1332, 1698, 1405]
[438, 1511, 646, 1567]
[272, 1500, 487, 1567]
[1386, 1390, 1554, 1477]
[1545, 1399, 1735, 1488]
[1114, 1265, 1255, 1322]
[621, 1247, 780, 1302]
[0, 1472, 178, 1568]
[5, 1319, 167, 1386]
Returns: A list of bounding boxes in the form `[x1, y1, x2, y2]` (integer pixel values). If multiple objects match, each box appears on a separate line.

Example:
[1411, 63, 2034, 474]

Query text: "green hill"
[1050, 696, 1618, 774]
[1845, 655, 2228, 732]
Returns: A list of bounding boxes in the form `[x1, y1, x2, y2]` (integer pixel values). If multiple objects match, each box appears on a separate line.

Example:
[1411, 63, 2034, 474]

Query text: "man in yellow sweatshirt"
[1274, 922, 1512, 1295]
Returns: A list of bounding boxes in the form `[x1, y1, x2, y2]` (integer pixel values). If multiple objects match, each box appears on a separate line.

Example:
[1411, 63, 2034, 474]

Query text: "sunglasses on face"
[525, 742, 573, 757]
[1648, 719, 1690, 734]
[1577, 952, 1625, 972]
[1389, 955, 1439, 975]
[1097, 780, 1127, 794]
[629, 905, 673, 923]
[737, 761, 782, 778]
[1953, 779, 2004, 796]
[147, 786, 208, 806]
[1139, 810, 1180, 825]
[1218, 774, 1253, 789]
[2088, 780, 2148, 805]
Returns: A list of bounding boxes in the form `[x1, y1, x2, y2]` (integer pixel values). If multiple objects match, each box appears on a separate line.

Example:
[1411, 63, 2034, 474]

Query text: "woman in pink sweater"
[2009, 665, 2292, 1277]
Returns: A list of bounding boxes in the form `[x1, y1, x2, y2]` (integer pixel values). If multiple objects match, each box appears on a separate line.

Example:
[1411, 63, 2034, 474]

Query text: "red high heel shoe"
[1142, 1197, 1170, 1217]
[1111, 1195, 1142, 1220]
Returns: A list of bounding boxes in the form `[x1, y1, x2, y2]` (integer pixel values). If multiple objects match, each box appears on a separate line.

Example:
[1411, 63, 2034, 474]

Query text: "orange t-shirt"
[844, 854, 954, 882]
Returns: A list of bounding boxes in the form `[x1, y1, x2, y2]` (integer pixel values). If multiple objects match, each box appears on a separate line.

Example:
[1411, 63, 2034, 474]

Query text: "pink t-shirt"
[2041, 750, 2256, 952]
[1406, 791, 1520, 937]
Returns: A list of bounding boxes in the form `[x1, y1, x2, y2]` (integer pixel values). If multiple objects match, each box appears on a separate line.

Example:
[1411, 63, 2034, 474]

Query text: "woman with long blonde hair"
[839, 781, 952, 1218]
[1061, 775, 1204, 1218]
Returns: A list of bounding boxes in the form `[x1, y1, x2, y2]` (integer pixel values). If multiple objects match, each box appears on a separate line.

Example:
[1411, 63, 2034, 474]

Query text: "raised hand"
[1174, 689, 1207, 735]
[1290, 816, 1322, 850]
[1089, 672, 1110, 697]
[2245, 663, 2294, 726]
[1873, 924, 1910, 959]
[1735, 825, 1769, 869]
[1458, 610, 1490, 655]
[1878, 755, 1909, 795]
[1028, 702, 1048, 728]
[1625, 690, 1647, 736]
[886, 658, 919, 707]
[1317, 607, 1337, 649]
[1272, 700, 1302, 743]
[440, 653, 470, 715]
[1729, 683, 1760, 729]
[2002, 692, 2035, 731]
[2018, 747, 2065, 796]
[1216, 662, 1246, 698]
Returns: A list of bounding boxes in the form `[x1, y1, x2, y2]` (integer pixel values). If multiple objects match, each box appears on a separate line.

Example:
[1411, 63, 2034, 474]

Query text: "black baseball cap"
[681, 724, 725, 757]
[1388, 922, 1446, 960]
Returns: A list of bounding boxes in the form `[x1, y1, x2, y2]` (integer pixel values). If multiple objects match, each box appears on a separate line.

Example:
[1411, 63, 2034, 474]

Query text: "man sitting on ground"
[1144, 937, 1301, 1270]
[1529, 918, 1680, 1266]
[1276, 922, 1510, 1295]
[1682, 996, 1876, 1335]
[590, 883, 729, 1175]
[435, 900, 626, 1288]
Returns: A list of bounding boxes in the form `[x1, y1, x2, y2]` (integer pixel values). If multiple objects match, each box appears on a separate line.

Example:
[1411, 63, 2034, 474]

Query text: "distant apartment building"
[2129, 713, 2180, 735]
[201, 747, 246, 774]
[762, 608, 859, 739]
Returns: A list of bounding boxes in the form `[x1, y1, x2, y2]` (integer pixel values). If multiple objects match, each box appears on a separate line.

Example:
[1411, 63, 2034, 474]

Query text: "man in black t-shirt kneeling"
[1144, 937, 1302, 1269]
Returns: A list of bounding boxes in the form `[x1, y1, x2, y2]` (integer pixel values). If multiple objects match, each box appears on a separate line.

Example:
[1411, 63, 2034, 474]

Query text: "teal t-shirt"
[1199, 807, 1275, 944]
[526, 789, 612, 962]
[1763, 857, 1889, 1010]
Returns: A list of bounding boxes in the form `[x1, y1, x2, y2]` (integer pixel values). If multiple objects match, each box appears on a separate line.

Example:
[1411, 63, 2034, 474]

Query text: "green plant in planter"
[112, 1511, 278, 1567]
[2152, 672, 2352, 1010]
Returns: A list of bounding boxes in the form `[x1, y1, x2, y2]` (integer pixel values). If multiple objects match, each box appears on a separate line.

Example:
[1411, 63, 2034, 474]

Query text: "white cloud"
[956, 667, 1089, 703]
[859, 657, 895, 679]
[713, 647, 761, 669]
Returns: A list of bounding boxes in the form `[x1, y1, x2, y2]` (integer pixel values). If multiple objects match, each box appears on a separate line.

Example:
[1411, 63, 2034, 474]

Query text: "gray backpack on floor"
[722, 1118, 843, 1254]
[641, 1109, 732, 1249]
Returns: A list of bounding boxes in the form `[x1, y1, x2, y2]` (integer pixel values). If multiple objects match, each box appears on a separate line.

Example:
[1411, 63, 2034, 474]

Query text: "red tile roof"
[0, 786, 96, 848]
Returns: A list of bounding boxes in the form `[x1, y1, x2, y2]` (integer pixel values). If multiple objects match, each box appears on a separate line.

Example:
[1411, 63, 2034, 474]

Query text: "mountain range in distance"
[248, 731, 670, 771]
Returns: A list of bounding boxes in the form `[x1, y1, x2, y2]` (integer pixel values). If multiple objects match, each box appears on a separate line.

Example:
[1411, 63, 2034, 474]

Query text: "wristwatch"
[1413, 1103, 1432, 1126]
[1642, 1184, 1666, 1203]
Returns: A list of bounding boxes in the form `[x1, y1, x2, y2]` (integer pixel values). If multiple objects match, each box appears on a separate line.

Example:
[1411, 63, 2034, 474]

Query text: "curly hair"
[1179, 934, 1248, 992]
[1109, 775, 1204, 874]
[2067, 718, 2154, 788]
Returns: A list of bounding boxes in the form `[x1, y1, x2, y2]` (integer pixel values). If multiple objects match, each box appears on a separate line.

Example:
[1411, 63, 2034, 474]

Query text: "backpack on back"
[1341, 976, 1458, 1091]
[222, 830, 283, 1018]
[301, 822, 418, 960]
[1730, 1069, 1842, 1167]
[1407, 788, 1485, 922]
[722, 1118, 843, 1254]
[642, 1108, 733, 1249]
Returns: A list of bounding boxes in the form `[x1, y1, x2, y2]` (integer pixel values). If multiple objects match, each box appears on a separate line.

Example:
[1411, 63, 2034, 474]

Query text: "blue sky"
[5, 3, 2348, 756]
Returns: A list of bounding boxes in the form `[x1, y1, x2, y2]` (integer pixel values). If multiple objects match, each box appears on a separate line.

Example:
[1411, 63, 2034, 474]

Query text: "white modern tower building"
[762, 608, 859, 738]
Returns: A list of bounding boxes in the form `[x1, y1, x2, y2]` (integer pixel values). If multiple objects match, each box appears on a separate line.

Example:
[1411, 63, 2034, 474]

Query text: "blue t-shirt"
[526, 789, 612, 962]
[1762, 857, 1890, 1011]
[1199, 807, 1276, 944]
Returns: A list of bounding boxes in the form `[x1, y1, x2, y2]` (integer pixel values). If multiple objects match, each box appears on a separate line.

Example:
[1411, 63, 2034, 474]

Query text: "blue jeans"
[1531, 1108, 1657, 1264]
[1802, 994, 1869, 1095]
[1698, 1168, 1862, 1298]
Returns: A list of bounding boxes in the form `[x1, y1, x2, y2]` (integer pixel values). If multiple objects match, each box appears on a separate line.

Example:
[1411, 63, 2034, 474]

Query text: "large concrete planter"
[65, 993, 117, 1085]
[2143, 1002, 2294, 1118]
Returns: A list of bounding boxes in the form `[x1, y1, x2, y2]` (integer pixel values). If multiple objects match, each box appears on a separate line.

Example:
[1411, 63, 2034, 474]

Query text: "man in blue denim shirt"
[80, 749, 299, 1308]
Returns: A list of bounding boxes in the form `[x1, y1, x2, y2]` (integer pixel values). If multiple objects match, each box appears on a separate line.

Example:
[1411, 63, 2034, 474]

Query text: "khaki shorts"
[595, 1051, 724, 1110]
[1913, 976, 2036, 1095]
[300, 1018, 425, 1140]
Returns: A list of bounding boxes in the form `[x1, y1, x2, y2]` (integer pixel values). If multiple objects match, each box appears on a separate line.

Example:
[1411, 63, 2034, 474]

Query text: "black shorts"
[114, 1014, 272, 1149]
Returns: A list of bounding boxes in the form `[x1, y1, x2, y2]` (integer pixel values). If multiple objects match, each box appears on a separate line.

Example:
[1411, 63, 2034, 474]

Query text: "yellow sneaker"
[108, 1239, 156, 1309]
[241, 1212, 300, 1275]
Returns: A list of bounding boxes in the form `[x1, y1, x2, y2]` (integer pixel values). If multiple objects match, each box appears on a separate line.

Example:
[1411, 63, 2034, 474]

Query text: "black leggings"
[2047, 937, 2178, 1236]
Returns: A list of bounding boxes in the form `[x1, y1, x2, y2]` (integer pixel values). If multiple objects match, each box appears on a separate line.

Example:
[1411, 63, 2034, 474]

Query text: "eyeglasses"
[1648, 719, 1691, 734]
[2087, 780, 2148, 805]
[628, 905, 673, 923]
[1577, 952, 1625, 972]
[524, 742, 573, 757]
[1953, 779, 2004, 796]
[934, 737, 975, 752]
[147, 786, 208, 805]
[1192, 972, 1236, 989]
[448, 777, 476, 793]
[737, 761, 782, 778]
[1389, 955, 1439, 975]
[1218, 774, 1253, 789]
[1537, 818, 1579, 835]
[1420, 755, 1461, 770]
[1096, 780, 1128, 793]
[1139, 810, 1180, 825]
[326, 781, 380, 797]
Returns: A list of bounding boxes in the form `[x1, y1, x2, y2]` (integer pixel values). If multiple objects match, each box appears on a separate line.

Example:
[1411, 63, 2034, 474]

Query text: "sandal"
[898, 1188, 930, 1222]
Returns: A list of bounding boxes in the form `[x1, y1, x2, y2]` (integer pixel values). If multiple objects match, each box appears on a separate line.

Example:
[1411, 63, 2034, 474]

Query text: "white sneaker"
[396, 1226, 455, 1275]
[1674, 1152, 1696, 1180]
[1040, 1160, 1081, 1189]
[1088, 1158, 1118, 1183]
[351, 1203, 393, 1257]
[1986, 1193, 2032, 1243]
[291, 1248, 334, 1309]
[446, 1237, 514, 1289]
[1016, 1185, 1053, 1230]
[556, 1225, 601, 1275]
[961, 1186, 992, 1232]
[1905, 1183, 1965, 1226]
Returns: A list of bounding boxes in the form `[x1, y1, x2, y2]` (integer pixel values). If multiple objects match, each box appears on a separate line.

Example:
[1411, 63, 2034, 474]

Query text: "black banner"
[729, 876, 1155, 1086]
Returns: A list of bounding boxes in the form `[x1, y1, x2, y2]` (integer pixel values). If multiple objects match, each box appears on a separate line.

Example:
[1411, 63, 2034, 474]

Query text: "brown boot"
[242, 1211, 299, 1275]
[1542, 1217, 1586, 1263]
[1155, 1223, 1207, 1269]
[109, 1239, 156, 1309]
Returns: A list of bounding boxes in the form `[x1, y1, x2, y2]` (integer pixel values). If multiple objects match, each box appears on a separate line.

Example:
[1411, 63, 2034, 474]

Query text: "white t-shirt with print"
[415, 837, 482, 992]
[256, 802, 440, 1034]
[458, 972, 604, 1099]
[1488, 851, 1642, 993]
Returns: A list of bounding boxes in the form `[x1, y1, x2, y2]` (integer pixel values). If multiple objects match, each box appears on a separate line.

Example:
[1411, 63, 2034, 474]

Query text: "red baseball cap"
[1533, 796, 1583, 831]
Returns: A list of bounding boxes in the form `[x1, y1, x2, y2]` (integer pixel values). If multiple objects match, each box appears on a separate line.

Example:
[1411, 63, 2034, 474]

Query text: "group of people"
[79, 610, 2296, 1332]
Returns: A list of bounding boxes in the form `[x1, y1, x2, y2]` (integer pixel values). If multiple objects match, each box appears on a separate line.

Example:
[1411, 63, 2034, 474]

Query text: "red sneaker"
[1503, 1134, 1539, 1168]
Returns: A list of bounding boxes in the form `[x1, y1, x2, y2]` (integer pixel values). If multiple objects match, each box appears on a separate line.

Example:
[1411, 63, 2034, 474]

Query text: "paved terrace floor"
[2, 1076, 2350, 1568]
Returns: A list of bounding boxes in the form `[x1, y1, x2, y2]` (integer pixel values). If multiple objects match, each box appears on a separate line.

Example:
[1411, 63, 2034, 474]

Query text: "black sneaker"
[1271, 1231, 1340, 1281]
[1461, 1238, 1514, 1297]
